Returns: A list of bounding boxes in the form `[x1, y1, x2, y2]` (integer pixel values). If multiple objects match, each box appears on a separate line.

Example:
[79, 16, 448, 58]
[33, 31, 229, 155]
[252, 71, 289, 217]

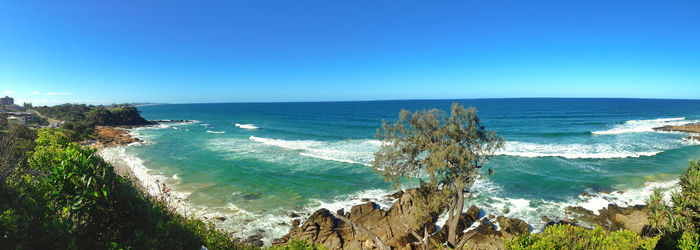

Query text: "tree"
[373, 103, 505, 248]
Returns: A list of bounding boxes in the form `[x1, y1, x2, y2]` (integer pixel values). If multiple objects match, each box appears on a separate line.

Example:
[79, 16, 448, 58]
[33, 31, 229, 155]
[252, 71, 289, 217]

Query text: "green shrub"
[505, 224, 658, 250]
[0, 128, 249, 249]
[646, 160, 700, 249]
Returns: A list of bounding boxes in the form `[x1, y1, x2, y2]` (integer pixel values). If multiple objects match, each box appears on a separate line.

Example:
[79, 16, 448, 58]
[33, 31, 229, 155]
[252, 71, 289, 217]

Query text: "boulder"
[467, 205, 480, 221]
[496, 216, 530, 240]
[274, 188, 441, 249]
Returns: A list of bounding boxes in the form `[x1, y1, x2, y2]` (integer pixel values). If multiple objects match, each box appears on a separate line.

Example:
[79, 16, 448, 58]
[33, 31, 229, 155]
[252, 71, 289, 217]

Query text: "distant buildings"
[7, 115, 27, 126]
[1, 96, 14, 105]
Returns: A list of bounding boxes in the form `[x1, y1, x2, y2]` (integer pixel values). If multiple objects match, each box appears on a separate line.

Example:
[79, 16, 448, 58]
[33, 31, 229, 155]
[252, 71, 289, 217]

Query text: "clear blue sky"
[1, 0, 699, 105]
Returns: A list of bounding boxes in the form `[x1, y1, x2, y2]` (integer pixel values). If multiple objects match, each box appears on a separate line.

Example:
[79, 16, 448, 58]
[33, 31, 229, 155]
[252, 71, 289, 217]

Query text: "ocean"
[99, 98, 700, 244]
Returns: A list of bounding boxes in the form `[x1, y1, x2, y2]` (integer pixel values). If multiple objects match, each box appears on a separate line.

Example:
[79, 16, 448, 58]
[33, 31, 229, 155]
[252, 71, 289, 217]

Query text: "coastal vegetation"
[34, 103, 151, 141]
[373, 103, 505, 248]
[646, 160, 700, 249]
[0, 128, 250, 249]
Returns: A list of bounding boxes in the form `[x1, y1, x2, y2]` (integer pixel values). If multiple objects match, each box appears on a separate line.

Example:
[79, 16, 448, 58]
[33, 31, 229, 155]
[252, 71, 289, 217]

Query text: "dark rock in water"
[288, 212, 300, 218]
[467, 205, 480, 221]
[503, 207, 510, 214]
[541, 216, 551, 223]
[242, 192, 263, 200]
[361, 198, 370, 202]
[244, 235, 264, 247]
[336, 208, 344, 217]
[214, 216, 226, 222]
[488, 214, 495, 219]
[291, 219, 300, 228]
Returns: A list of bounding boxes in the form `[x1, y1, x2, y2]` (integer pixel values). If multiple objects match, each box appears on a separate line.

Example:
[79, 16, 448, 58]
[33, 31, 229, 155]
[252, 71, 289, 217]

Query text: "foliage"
[505, 224, 658, 250]
[373, 103, 505, 247]
[0, 123, 37, 182]
[34, 103, 151, 141]
[0, 128, 249, 249]
[646, 160, 700, 249]
[268, 239, 328, 250]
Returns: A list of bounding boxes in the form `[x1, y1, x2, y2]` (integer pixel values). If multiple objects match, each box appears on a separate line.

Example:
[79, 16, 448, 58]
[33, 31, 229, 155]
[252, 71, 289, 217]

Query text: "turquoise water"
[108, 99, 700, 243]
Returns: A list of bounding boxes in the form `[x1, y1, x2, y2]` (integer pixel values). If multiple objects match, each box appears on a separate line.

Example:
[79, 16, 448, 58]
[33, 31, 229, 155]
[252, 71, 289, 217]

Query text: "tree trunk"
[447, 186, 465, 248]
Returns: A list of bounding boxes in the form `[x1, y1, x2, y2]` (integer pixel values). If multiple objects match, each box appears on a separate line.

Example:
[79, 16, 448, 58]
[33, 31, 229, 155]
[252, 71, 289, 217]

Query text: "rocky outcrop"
[95, 126, 141, 147]
[654, 123, 700, 141]
[275, 190, 532, 250]
[274, 188, 441, 249]
[567, 204, 652, 236]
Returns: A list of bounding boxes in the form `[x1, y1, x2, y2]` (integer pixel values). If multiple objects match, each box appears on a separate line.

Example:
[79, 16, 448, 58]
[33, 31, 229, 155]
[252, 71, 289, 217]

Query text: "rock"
[541, 216, 550, 223]
[243, 235, 264, 247]
[361, 198, 371, 202]
[274, 188, 442, 249]
[467, 205, 480, 221]
[461, 218, 503, 249]
[95, 126, 142, 147]
[488, 214, 495, 219]
[214, 216, 226, 222]
[288, 212, 300, 218]
[387, 190, 404, 199]
[567, 204, 650, 235]
[503, 207, 510, 214]
[242, 192, 262, 200]
[496, 216, 530, 240]
[336, 208, 344, 217]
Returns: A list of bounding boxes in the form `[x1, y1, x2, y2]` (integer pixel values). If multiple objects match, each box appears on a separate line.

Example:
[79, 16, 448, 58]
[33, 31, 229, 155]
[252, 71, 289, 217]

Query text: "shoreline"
[91, 120, 679, 248]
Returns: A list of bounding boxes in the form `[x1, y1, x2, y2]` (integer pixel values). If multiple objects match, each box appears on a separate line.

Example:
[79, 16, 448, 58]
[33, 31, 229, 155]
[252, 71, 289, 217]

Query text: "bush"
[646, 160, 700, 249]
[0, 128, 249, 249]
[505, 224, 658, 249]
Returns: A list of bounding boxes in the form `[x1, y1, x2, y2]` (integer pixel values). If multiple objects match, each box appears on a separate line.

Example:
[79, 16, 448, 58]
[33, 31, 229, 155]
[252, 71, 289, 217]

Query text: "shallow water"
[113, 99, 700, 244]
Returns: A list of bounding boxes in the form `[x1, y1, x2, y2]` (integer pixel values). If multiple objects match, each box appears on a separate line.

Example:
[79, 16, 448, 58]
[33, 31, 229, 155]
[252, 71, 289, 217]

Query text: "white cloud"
[31, 91, 40, 95]
[45, 92, 71, 96]
[3, 90, 15, 94]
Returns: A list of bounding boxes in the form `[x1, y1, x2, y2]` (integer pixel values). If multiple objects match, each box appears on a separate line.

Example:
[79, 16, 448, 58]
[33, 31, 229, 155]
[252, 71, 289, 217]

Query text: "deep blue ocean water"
[101, 98, 700, 244]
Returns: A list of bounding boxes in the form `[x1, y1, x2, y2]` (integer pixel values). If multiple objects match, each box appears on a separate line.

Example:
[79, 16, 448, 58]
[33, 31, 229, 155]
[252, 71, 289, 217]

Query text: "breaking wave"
[497, 141, 662, 159]
[248, 136, 378, 166]
[592, 117, 693, 135]
[235, 123, 259, 130]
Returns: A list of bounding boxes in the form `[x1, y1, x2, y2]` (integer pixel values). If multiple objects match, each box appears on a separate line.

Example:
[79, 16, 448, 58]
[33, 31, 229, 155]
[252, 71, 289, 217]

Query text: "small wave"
[497, 141, 661, 159]
[236, 123, 259, 130]
[592, 117, 692, 135]
[248, 136, 379, 166]
[206, 130, 226, 134]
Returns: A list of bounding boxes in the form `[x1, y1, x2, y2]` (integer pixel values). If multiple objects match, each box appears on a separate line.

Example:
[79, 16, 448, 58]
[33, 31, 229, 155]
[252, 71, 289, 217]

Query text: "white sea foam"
[249, 136, 379, 166]
[497, 141, 661, 159]
[235, 123, 259, 130]
[592, 117, 694, 135]
[574, 179, 679, 214]
[206, 130, 226, 134]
